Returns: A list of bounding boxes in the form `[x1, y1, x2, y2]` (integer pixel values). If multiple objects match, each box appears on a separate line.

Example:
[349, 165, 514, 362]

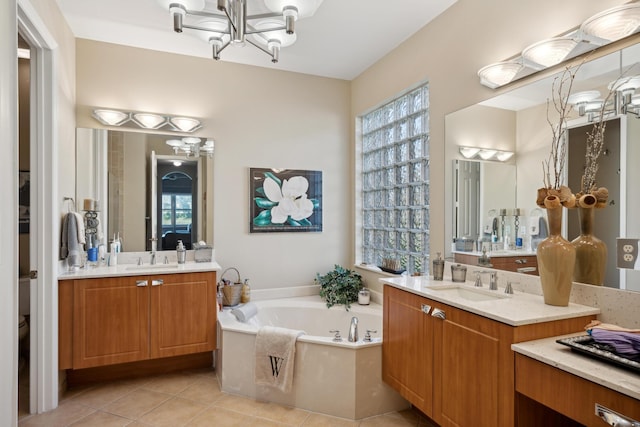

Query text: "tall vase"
[572, 206, 607, 286]
[536, 205, 576, 306]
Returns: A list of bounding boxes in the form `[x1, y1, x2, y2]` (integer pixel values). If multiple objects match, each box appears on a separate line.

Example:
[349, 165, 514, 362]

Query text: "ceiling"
[55, 0, 457, 81]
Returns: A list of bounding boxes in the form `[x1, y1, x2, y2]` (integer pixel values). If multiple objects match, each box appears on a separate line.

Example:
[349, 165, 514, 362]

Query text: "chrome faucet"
[348, 316, 359, 342]
[150, 252, 156, 265]
[489, 271, 498, 290]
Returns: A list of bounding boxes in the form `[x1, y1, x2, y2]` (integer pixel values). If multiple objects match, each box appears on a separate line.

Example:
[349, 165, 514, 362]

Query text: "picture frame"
[250, 168, 323, 233]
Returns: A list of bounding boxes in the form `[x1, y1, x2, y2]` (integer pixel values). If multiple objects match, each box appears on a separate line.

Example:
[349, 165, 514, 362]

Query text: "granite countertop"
[512, 333, 640, 401]
[380, 275, 600, 327]
[58, 260, 222, 280]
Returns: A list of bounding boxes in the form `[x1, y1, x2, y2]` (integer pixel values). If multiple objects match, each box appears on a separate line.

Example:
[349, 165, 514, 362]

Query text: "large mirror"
[445, 42, 640, 291]
[75, 128, 214, 252]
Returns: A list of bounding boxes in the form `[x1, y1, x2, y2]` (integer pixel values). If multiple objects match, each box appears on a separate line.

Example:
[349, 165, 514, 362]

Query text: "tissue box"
[193, 243, 213, 263]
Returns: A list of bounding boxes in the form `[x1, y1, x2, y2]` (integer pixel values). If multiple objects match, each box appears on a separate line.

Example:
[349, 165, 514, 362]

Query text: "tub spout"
[348, 316, 359, 342]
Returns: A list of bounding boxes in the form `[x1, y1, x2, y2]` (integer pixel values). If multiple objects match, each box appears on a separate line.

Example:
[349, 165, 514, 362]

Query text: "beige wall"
[76, 40, 351, 289]
[350, 0, 622, 266]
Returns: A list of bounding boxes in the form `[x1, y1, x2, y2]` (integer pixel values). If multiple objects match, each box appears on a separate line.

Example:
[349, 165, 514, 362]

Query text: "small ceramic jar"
[358, 288, 371, 305]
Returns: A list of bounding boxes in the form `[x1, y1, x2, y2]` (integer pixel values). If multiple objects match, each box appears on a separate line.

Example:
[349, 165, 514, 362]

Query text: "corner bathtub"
[216, 295, 408, 420]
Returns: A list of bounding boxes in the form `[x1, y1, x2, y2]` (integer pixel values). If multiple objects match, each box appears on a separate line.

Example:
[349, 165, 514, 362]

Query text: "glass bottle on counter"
[241, 279, 251, 303]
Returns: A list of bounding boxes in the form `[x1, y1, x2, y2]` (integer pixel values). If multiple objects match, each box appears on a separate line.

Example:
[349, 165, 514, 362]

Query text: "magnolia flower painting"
[250, 168, 322, 233]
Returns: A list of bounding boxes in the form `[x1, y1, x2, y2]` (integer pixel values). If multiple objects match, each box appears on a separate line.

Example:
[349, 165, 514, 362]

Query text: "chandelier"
[568, 75, 640, 121]
[166, 137, 215, 158]
[159, 0, 323, 63]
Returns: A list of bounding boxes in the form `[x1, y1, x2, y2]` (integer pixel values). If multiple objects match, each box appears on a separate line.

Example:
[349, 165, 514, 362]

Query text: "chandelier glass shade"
[567, 74, 640, 120]
[160, 0, 323, 63]
[166, 137, 215, 158]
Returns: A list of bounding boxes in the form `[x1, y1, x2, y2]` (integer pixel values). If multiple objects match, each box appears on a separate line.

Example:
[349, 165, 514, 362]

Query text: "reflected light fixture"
[92, 108, 202, 133]
[568, 74, 640, 120]
[459, 146, 514, 162]
[166, 137, 215, 158]
[478, 2, 640, 89]
[159, 0, 323, 63]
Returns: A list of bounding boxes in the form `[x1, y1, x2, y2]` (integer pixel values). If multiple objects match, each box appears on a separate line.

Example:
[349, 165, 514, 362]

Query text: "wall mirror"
[445, 42, 640, 291]
[75, 128, 214, 252]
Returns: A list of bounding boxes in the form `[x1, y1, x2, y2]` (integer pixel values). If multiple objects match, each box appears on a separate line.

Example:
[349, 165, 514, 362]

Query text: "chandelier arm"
[217, 39, 231, 54]
[183, 23, 231, 36]
[182, 9, 227, 19]
[245, 12, 282, 20]
[245, 38, 274, 57]
[245, 25, 286, 35]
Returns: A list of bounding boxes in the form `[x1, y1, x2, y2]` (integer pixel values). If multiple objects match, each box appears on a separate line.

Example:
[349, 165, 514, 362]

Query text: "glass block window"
[360, 84, 430, 275]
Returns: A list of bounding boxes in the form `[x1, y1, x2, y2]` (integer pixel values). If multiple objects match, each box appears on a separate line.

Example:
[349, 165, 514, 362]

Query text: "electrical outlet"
[617, 238, 640, 270]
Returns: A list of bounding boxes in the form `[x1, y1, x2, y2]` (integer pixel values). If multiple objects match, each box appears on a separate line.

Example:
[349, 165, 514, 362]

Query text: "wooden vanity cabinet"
[59, 271, 216, 370]
[454, 252, 538, 275]
[382, 285, 595, 427]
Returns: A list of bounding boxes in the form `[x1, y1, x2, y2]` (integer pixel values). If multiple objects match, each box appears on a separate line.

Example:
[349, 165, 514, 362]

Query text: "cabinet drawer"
[515, 354, 640, 427]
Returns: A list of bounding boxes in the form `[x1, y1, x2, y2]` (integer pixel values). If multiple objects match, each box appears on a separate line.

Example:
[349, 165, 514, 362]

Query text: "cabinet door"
[73, 277, 150, 369]
[436, 307, 500, 427]
[383, 286, 433, 416]
[149, 272, 216, 359]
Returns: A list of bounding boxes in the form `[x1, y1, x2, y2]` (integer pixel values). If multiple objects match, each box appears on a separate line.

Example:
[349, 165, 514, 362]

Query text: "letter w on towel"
[254, 326, 304, 393]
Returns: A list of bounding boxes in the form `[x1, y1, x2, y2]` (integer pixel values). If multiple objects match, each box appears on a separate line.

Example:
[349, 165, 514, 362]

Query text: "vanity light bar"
[478, 2, 640, 89]
[459, 146, 514, 162]
[92, 109, 202, 133]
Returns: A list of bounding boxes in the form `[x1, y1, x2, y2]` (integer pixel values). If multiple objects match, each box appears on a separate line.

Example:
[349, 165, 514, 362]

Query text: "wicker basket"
[219, 267, 243, 306]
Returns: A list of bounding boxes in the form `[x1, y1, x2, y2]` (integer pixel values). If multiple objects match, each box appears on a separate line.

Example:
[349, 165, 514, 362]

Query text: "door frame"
[18, 0, 60, 414]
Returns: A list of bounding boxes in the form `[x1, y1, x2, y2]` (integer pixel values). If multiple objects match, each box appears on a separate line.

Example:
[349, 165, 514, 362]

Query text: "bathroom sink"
[427, 285, 509, 302]
[125, 264, 180, 271]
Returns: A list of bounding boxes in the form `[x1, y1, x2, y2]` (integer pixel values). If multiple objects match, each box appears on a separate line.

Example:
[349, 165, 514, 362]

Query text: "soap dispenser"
[176, 240, 186, 264]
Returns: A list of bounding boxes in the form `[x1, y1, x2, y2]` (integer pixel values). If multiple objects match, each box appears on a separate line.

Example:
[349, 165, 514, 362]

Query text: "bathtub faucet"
[348, 316, 359, 342]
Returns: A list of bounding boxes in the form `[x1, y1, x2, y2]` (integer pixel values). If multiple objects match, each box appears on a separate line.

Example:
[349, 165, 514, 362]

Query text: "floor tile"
[212, 394, 267, 417]
[177, 376, 224, 405]
[102, 388, 171, 420]
[301, 413, 360, 427]
[138, 396, 207, 427]
[141, 373, 199, 395]
[68, 380, 139, 409]
[254, 402, 310, 426]
[186, 406, 253, 427]
[359, 412, 419, 427]
[68, 411, 131, 427]
[18, 401, 96, 427]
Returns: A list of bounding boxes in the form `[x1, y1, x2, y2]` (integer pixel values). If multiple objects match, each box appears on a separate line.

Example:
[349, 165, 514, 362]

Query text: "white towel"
[232, 302, 258, 322]
[254, 326, 304, 393]
[73, 212, 86, 245]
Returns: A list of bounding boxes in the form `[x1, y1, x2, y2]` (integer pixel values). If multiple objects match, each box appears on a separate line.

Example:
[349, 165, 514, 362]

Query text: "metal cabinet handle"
[596, 403, 639, 426]
[431, 308, 446, 320]
[516, 267, 537, 273]
[151, 279, 164, 286]
[515, 259, 528, 264]
[136, 280, 148, 287]
[421, 304, 432, 314]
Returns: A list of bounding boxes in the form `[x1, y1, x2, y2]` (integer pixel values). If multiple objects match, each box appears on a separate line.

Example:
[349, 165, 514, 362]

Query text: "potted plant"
[316, 265, 363, 310]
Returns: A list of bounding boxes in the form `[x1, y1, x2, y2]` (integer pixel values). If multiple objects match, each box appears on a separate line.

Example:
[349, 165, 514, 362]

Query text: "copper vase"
[536, 206, 576, 306]
[572, 207, 607, 286]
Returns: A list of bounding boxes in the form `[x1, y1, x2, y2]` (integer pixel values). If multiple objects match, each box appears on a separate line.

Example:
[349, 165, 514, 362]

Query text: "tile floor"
[18, 368, 436, 426]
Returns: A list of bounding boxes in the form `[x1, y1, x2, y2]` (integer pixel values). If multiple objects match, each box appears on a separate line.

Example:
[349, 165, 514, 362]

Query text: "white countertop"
[380, 275, 600, 326]
[453, 249, 537, 257]
[512, 333, 640, 401]
[58, 260, 221, 280]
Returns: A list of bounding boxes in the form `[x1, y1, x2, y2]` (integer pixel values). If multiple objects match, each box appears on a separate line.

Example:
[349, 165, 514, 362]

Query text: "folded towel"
[232, 302, 258, 322]
[255, 326, 304, 393]
[586, 321, 640, 356]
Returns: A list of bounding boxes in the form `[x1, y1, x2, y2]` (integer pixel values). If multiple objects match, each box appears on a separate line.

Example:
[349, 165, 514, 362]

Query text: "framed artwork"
[19, 171, 30, 234]
[250, 168, 322, 233]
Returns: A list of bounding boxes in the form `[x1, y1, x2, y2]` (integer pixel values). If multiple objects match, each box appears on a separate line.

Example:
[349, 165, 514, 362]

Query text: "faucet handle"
[364, 330, 378, 342]
[329, 330, 342, 342]
[474, 271, 483, 287]
[164, 256, 169, 264]
[504, 281, 516, 295]
[137, 256, 143, 266]
[489, 271, 498, 290]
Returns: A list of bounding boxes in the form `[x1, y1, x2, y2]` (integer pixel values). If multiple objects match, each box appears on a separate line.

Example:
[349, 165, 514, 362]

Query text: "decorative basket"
[219, 267, 243, 306]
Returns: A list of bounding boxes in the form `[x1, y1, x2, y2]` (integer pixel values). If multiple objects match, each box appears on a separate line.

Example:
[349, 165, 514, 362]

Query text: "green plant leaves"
[315, 264, 363, 310]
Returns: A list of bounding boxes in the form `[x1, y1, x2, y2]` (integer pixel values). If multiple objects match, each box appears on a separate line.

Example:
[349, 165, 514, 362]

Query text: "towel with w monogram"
[254, 326, 304, 393]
